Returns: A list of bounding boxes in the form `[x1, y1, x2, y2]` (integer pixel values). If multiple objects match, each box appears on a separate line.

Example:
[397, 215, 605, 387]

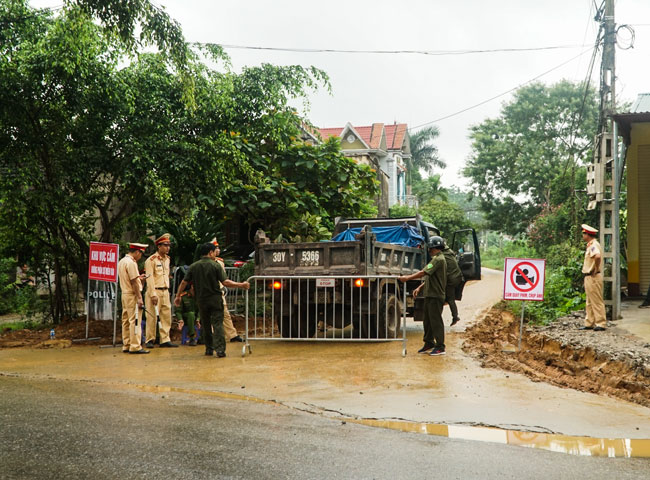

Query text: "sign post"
[503, 258, 546, 351]
[85, 242, 120, 344]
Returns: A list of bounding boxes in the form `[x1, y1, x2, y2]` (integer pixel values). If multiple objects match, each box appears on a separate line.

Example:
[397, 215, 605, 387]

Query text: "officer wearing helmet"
[399, 236, 447, 356]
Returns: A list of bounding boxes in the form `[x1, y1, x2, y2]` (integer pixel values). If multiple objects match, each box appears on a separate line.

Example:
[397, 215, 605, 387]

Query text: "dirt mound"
[0, 318, 120, 348]
[0, 314, 251, 349]
[463, 306, 650, 408]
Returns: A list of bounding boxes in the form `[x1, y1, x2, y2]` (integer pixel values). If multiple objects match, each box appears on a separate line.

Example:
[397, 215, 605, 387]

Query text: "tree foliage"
[411, 174, 448, 203]
[463, 80, 598, 237]
[408, 126, 446, 179]
[0, 2, 377, 321]
[390, 199, 471, 240]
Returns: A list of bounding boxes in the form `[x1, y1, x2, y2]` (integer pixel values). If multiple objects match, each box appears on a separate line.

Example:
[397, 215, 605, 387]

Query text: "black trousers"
[198, 301, 225, 353]
[423, 297, 444, 349]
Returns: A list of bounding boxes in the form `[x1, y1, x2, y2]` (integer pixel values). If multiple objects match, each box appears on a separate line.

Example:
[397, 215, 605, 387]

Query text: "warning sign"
[504, 258, 546, 301]
[88, 242, 119, 283]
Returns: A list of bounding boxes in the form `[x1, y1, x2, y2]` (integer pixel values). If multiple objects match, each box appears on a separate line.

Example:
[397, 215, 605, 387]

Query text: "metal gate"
[224, 267, 242, 314]
[242, 275, 407, 356]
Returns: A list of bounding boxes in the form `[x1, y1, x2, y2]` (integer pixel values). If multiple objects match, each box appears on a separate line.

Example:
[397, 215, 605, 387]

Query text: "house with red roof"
[315, 122, 411, 216]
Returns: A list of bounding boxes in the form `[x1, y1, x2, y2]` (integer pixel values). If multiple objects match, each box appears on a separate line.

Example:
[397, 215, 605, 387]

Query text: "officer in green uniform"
[442, 243, 464, 326]
[175, 283, 199, 346]
[174, 243, 249, 357]
[399, 236, 447, 356]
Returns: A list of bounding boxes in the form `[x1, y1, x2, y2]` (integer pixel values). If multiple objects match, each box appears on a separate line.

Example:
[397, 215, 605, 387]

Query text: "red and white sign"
[88, 242, 119, 282]
[316, 278, 336, 288]
[503, 258, 546, 301]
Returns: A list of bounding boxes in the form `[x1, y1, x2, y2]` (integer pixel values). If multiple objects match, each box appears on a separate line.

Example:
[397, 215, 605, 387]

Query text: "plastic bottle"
[49, 329, 55, 340]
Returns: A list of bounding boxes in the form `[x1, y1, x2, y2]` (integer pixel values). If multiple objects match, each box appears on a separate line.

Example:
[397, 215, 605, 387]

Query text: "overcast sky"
[33, 1, 650, 188]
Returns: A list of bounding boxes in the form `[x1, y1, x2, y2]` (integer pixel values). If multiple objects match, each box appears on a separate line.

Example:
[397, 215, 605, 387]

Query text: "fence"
[242, 275, 407, 356]
[224, 267, 243, 314]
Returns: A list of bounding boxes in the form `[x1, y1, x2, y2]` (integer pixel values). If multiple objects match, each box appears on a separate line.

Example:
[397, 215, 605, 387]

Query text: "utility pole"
[587, 0, 620, 319]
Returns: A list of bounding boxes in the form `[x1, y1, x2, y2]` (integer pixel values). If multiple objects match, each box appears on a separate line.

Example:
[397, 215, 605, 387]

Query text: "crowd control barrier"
[224, 267, 243, 314]
[242, 275, 407, 356]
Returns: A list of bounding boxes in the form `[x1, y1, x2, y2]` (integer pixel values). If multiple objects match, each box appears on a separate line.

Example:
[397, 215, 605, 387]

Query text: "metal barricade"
[224, 267, 242, 314]
[242, 275, 407, 356]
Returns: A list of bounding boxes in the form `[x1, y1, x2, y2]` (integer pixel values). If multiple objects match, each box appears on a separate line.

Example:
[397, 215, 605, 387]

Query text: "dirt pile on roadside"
[0, 318, 116, 348]
[462, 306, 650, 408]
[0, 314, 251, 348]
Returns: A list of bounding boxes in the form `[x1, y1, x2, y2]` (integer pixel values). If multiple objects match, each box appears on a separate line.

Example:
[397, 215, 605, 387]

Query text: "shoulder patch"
[427, 264, 432, 269]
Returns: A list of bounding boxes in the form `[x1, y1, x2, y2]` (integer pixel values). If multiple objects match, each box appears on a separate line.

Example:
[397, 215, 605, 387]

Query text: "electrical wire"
[409, 46, 597, 131]
[215, 43, 588, 57]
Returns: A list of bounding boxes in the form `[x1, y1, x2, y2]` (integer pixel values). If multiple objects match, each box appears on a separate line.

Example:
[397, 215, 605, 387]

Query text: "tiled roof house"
[315, 122, 411, 216]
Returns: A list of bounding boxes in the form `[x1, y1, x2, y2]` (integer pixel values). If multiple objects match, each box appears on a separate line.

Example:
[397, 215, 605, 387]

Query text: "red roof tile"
[385, 123, 408, 150]
[318, 122, 408, 151]
[317, 127, 344, 141]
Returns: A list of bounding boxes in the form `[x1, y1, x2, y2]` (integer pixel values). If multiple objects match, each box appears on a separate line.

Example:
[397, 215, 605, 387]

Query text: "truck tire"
[373, 294, 402, 338]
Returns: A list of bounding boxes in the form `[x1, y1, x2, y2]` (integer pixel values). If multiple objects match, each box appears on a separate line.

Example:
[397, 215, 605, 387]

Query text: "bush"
[481, 238, 537, 270]
[0, 258, 44, 319]
[508, 250, 585, 325]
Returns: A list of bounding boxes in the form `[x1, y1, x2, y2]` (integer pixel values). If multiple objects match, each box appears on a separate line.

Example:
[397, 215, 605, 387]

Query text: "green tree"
[463, 80, 598, 237]
[389, 199, 471, 239]
[418, 199, 472, 238]
[411, 174, 448, 203]
[407, 126, 446, 184]
[0, 3, 376, 320]
[68, 0, 189, 69]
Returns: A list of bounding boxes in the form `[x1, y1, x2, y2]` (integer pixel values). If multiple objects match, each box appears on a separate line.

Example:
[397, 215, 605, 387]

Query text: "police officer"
[174, 243, 249, 357]
[145, 233, 177, 348]
[117, 243, 149, 354]
[441, 241, 464, 326]
[399, 236, 447, 356]
[580, 224, 606, 331]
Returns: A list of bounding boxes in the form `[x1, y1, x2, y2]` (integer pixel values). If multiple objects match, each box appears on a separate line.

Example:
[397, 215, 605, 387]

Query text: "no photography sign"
[503, 258, 546, 301]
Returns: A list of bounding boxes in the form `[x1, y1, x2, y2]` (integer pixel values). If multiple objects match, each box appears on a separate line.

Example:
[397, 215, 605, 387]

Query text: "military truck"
[253, 216, 480, 339]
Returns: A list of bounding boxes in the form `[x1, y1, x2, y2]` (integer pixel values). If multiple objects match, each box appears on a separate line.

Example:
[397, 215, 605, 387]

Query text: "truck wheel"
[374, 294, 402, 338]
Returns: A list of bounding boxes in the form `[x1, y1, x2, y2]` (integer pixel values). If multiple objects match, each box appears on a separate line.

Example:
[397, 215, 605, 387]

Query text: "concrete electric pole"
[587, 0, 620, 319]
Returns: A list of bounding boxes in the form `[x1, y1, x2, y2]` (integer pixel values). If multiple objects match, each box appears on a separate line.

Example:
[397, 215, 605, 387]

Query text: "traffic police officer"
[117, 243, 149, 354]
[145, 233, 177, 347]
[580, 224, 606, 331]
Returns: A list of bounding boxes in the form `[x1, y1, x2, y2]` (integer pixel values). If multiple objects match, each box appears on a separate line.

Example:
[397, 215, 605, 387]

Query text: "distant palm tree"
[408, 126, 446, 184]
[413, 174, 448, 203]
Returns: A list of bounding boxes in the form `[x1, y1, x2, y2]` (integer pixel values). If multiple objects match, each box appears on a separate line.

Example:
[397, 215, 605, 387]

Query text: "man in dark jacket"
[174, 243, 249, 357]
[399, 236, 447, 356]
[442, 243, 464, 326]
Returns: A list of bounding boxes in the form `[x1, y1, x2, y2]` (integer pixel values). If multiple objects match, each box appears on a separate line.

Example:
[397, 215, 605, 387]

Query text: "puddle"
[131, 383, 650, 458]
[346, 418, 650, 458]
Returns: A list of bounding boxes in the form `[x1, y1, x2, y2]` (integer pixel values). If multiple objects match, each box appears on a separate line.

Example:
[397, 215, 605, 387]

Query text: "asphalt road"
[1, 376, 648, 480]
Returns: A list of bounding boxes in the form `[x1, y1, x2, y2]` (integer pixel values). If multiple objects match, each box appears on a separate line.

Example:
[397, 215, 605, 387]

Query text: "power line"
[409, 47, 596, 131]
[214, 43, 587, 57]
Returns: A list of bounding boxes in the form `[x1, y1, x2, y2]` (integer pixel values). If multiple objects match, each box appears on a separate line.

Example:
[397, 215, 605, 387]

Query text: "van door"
[451, 229, 481, 281]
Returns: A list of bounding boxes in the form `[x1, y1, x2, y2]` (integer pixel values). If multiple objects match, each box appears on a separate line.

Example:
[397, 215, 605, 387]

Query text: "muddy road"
[1, 268, 649, 462]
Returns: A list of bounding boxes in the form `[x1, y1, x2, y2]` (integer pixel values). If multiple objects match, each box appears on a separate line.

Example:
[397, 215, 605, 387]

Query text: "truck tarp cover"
[331, 224, 424, 248]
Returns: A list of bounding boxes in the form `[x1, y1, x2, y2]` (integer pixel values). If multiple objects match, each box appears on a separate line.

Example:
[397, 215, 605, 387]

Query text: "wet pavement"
[1, 269, 649, 458]
[618, 299, 650, 342]
[5, 375, 649, 480]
